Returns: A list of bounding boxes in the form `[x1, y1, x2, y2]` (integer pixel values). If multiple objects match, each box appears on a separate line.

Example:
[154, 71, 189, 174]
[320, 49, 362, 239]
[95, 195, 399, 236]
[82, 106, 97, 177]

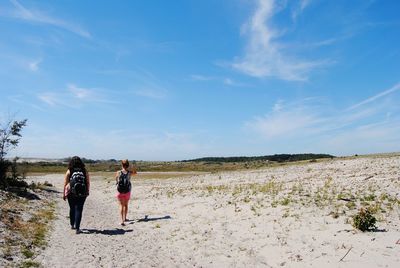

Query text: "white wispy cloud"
[292, 0, 312, 21]
[223, 78, 235, 86]
[190, 74, 216, 81]
[246, 95, 393, 140]
[309, 38, 337, 48]
[68, 84, 93, 99]
[134, 88, 166, 99]
[96, 68, 169, 100]
[232, 0, 327, 81]
[322, 120, 400, 155]
[37, 84, 114, 107]
[246, 99, 323, 138]
[28, 58, 42, 71]
[223, 77, 249, 87]
[7, 0, 90, 38]
[8, 95, 45, 111]
[0, 52, 44, 73]
[347, 82, 400, 110]
[191, 74, 248, 87]
[245, 82, 400, 154]
[37, 92, 58, 106]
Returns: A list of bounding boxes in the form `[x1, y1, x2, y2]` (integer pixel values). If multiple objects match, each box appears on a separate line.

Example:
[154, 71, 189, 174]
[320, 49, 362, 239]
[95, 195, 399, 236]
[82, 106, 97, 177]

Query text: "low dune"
[31, 155, 400, 267]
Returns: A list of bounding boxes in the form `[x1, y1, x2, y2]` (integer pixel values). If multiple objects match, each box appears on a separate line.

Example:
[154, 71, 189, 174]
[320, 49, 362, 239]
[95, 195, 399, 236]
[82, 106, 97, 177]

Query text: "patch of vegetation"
[345, 201, 356, 210]
[366, 202, 382, 214]
[329, 210, 340, 219]
[20, 260, 40, 268]
[280, 197, 291, 206]
[290, 183, 304, 195]
[243, 196, 251, 203]
[362, 193, 376, 202]
[352, 207, 377, 231]
[0, 192, 55, 267]
[282, 209, 290, 218]
[21, 247, 34, 258]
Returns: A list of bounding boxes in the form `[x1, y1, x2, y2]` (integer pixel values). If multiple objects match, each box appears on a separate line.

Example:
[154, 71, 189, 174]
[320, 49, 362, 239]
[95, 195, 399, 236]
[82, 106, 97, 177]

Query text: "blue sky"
[1, 0, 399, 160]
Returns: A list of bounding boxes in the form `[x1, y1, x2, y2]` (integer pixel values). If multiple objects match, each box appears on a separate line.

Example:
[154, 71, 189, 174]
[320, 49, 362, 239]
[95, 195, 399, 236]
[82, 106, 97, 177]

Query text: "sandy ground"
[31, 155, 400, 267]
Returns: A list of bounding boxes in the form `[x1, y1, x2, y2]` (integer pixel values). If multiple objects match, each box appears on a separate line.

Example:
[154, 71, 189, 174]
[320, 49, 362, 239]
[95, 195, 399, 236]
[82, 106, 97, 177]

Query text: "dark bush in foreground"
[352, 208, 377, 231]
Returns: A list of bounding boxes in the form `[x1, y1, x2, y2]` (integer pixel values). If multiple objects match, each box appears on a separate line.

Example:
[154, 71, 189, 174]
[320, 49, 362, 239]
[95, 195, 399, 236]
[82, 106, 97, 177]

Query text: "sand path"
[32, 156, 400, 267]
[34, 176, 182, 267]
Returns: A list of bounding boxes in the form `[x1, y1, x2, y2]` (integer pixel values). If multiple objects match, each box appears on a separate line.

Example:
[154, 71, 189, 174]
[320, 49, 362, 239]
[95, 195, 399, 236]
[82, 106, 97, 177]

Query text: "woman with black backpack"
[115, 159, 136, 226]
[63, 156, 90, 234]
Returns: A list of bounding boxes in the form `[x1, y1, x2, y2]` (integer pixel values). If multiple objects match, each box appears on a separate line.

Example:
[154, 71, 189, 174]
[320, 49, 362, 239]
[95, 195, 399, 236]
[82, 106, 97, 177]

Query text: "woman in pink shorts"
[115, 159, 136, 225]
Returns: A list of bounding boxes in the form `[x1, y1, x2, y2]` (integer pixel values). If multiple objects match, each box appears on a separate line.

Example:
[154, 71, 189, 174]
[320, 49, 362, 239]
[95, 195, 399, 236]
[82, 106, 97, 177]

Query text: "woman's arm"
[63, 170, 70, 200]
[115, 171, 119, 184]
[86, 171, 90, 196]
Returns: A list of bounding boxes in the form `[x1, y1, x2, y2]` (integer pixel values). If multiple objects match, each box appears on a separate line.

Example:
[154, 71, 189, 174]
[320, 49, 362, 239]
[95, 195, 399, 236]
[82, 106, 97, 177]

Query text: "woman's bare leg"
[119, 199, 125, 224]
[122, 200, 128, 222]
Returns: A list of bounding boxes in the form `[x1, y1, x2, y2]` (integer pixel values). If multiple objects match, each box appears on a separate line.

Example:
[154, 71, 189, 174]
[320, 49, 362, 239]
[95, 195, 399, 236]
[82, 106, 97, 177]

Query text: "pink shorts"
[116, 191, 131, 201]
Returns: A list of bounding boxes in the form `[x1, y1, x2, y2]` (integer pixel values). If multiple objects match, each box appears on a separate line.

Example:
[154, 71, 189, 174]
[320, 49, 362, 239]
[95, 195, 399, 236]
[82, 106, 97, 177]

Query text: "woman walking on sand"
[115, 159, 136, 226]
[63, 156, 90, 234]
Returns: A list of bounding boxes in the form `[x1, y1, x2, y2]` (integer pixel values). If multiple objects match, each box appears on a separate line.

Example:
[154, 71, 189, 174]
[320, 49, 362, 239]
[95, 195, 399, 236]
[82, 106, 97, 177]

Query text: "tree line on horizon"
[182, 153, 335, 163]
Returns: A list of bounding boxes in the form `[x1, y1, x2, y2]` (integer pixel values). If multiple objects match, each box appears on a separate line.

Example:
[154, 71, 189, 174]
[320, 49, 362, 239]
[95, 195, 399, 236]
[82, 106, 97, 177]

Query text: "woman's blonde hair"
[121, 159, 129, 169]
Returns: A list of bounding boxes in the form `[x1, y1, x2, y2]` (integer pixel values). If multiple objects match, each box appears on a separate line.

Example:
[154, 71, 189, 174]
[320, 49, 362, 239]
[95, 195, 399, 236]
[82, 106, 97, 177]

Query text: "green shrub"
[352, 208, 377, 231]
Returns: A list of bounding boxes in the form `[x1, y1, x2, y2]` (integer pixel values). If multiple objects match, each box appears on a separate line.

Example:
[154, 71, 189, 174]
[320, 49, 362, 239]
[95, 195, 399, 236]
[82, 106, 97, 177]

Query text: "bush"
[0, 117, 27, 189]
[0, 160, 11, 188]
[7, 177, 28, 188]
[352, 208, 377, 231]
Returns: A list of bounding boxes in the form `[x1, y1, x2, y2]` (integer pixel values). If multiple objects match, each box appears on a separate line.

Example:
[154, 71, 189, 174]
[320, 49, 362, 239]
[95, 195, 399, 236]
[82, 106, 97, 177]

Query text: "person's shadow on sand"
[134, 215, 171, 223]
[82, 228, 133, 235]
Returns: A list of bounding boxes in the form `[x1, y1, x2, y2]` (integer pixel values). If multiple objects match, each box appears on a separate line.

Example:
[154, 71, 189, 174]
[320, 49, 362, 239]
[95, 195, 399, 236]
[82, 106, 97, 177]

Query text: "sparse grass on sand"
[0, 184, 56, 268]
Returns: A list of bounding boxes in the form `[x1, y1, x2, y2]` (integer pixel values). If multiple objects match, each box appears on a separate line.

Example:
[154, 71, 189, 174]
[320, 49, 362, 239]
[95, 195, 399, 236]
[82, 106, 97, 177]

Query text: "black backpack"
[117, 171, 131, 193]
[70, 168, 87, 197]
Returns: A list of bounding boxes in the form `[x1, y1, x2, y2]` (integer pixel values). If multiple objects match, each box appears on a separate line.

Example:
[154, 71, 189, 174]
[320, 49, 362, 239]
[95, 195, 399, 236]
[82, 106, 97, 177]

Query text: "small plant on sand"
[247, 180, 283, 196]
[329, 205, 342, 219]
[362, 193, 376, 202]
[366, 202, 382, 214]
[324, 177, 332, 188]
[167, 190, 174, 198]
[352, 207, 377, 232]
[21, 246, 34, 258]
[21, 260, 40, 268]
[290, 183, 304, 195]
[206, 185, 214, 194]
[282, 209, 290, 218]
[380, 193, 389, 201]
[280, 197, 291, 206]
[331, 211, 340, 219]
[345, 201, 356, 210]
[243, 196, 251, 203]
[313, 192, 323, 207]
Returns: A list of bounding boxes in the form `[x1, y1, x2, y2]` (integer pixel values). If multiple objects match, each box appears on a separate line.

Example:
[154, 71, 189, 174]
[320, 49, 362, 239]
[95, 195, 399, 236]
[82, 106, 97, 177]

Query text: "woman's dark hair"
[68, 156, 86, 173]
